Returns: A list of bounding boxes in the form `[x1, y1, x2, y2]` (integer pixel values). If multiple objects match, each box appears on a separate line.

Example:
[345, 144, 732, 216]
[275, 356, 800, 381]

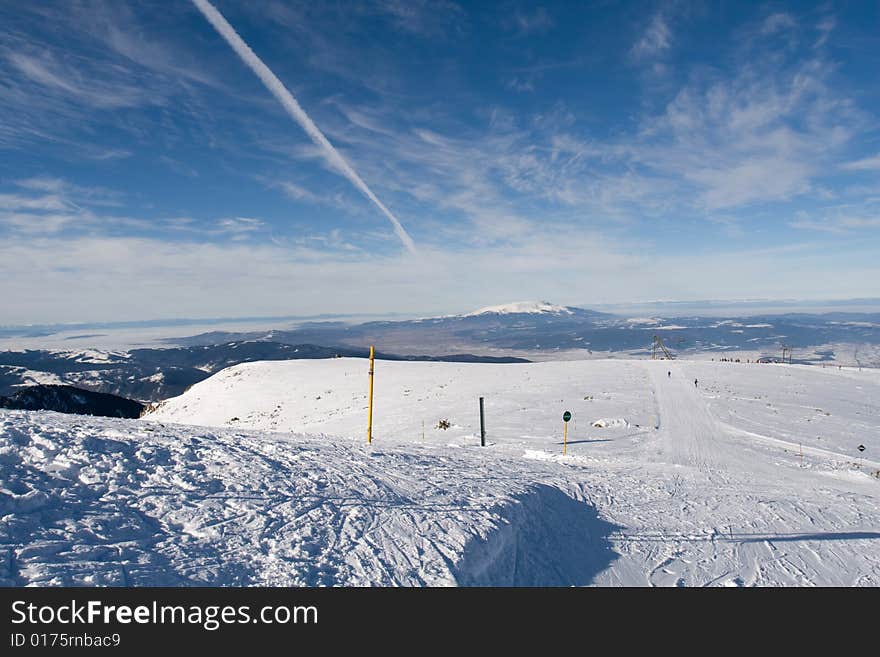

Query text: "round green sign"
[563, 411, 572, 422]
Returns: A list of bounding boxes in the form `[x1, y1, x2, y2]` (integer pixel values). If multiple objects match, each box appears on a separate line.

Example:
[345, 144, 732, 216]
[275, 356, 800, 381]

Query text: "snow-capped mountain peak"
[463, 301, 575, 317]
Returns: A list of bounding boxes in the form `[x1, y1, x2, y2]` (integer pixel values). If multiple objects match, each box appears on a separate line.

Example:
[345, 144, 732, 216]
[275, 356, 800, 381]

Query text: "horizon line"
[3, 296, 880, 332]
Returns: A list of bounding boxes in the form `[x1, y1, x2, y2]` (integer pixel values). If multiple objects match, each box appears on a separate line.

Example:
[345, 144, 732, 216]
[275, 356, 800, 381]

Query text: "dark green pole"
[479, 397, 486, 447]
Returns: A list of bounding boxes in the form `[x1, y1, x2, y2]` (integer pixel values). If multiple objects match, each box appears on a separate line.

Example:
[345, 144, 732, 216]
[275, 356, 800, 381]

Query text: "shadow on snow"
[453, 484, 621, 586]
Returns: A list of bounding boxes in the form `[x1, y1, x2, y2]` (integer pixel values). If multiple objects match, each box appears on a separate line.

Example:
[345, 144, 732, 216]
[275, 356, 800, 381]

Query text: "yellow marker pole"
[367, 345, 375, 444]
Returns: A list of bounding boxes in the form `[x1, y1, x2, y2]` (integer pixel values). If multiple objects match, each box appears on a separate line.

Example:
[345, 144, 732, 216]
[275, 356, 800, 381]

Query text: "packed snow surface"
[3, 358, 880, 586]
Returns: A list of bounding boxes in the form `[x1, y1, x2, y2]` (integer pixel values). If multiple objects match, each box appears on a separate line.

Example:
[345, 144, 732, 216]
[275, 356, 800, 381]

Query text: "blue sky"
[1, 1, 879, 324]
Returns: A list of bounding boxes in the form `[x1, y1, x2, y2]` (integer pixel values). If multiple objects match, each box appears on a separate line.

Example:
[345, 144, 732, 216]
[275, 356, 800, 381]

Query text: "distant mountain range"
[1, 301, 877, 408]
[161, 300, 880, 358]
[163, 302, 620, 352]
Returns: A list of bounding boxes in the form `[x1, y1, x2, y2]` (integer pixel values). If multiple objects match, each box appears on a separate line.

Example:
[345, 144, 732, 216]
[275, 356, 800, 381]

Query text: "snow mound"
[591, 418, 631, 429]
[0, 409, 612, 586]
[463, 301, 574, 316]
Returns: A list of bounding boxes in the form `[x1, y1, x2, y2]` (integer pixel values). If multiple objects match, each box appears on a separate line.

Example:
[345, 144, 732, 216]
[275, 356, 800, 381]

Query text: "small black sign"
[858, 444, 865, 452]
[563, 411, 572, 422]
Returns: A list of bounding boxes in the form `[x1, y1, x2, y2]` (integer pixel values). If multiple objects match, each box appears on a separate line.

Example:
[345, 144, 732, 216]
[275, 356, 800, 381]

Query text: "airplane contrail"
[191, 0, 417, 254]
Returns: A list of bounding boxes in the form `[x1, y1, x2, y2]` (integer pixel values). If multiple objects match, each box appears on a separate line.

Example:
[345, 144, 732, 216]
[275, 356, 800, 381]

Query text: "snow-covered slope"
[148, 358, 655, 438]
[3, 358, 880, 586]
[149, 358, 878, 463]
[463, 300, 575, 316]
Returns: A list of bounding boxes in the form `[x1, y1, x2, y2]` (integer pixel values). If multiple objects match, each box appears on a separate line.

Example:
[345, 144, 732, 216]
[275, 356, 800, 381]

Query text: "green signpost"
[562, 411, 571, 454]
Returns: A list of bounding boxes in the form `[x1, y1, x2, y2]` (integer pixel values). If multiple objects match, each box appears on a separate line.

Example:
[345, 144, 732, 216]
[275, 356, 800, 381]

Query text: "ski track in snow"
[2, 358, 879, 586]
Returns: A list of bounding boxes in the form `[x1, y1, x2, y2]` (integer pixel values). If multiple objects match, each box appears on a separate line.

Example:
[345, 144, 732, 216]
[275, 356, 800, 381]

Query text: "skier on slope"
[668, 371, 671, 378]
[694, 378, 698, 387]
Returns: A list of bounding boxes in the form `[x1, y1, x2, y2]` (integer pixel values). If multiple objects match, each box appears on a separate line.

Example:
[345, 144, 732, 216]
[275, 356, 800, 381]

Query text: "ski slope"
[3, 358, 879, 586]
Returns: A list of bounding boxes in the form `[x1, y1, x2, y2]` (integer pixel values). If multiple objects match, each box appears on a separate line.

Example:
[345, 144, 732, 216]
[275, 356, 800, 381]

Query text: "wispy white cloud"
[316, 33, 861, 226]
[274, 180, 363, 217]
[101, 20, 220, 88]
[507, 8, 555, 36]
[841, 154, 880, 171]
[631, 13, 671, 60]
[0, 178, 269, 241]
[15, 177, 123, 206]
[375, 0, 465, 37]
[0, 1, 231, 155]
[0, 177, 127, 234]
[0, 193, 67, 212]
[277, 181, 324, 204]
[88, 148, 133, 161]
[216, 217, 264, 234]
[506, 77, 536, 93]
[5, 51, 149, 109]
[814, 15, 836, 48]
[790, 212, 880, 234]
[258, 1, 871, 254]
[0, 212, 81, 234]
[761, 12, 797, 35]
[630, 49, 864, 210]
[790, 219, 880, 234]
